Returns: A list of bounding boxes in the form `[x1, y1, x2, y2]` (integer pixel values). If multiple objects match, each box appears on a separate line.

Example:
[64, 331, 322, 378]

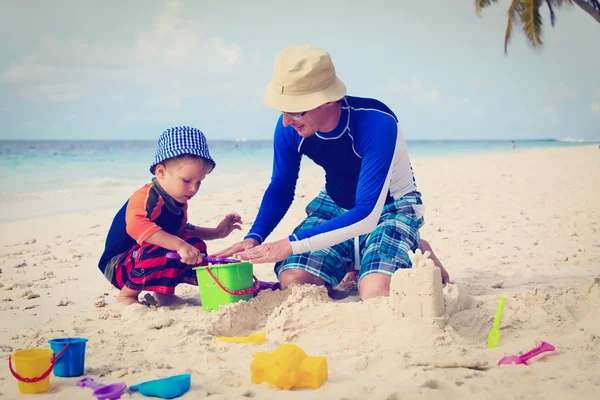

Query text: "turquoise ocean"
[0, 138, 597, 223]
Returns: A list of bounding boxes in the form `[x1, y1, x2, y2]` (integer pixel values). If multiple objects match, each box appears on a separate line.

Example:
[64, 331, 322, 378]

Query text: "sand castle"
[390, 249, 445, 318]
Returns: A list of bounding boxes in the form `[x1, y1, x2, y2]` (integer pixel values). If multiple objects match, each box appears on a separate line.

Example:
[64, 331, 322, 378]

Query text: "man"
[215, 44, 449, 299]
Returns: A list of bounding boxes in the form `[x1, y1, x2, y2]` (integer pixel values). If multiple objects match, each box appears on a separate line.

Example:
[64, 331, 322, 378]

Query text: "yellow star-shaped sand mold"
[250, 344, 328, 390]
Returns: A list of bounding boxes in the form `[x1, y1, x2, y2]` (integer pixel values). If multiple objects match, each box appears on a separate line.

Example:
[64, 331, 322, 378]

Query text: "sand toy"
[166, 252, 280, 294]
[48, 337, 88, 377]
[166, 253, 238, 265]
[165, 251, 284, 310]
[205, 256, 242, 264]
[205, 256, 280, 292]
[9, 343, 70, 394]
[487, 297, 506, 348]
[165, 251, 259, 310]
[77, 377, 127, 400]
[129, 373, 191, 399]
[250, 344, 328, 390]
[498, 341, 556, 366]
[216, 332, 266, 345]
[193, 261, 259, 311]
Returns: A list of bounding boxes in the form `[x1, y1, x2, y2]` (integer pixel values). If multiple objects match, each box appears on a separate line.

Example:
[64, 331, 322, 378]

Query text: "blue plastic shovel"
[129, 373, 191, 399]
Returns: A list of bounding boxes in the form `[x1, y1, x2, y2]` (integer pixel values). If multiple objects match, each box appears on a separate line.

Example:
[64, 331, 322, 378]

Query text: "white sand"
[0, 145, 599, 399]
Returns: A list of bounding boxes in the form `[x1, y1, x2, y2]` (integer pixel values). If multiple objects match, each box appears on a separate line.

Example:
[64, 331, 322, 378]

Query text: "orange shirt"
[98, 180, 194, 270]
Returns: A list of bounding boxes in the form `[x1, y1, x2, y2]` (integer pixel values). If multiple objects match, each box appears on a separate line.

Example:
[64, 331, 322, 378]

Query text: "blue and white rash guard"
[245, 96, 422, 255]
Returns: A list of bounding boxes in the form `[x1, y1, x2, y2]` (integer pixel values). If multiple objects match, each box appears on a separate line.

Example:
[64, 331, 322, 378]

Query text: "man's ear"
[154, 163, 166, 178]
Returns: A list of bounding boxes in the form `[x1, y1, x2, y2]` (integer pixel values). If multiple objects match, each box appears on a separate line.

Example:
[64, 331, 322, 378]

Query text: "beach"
[0, 145, 599, 399]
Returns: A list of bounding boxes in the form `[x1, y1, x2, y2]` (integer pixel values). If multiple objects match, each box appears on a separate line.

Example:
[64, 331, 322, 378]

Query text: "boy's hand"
[177, 242, 203, 265]
[215, 213, 242, 238]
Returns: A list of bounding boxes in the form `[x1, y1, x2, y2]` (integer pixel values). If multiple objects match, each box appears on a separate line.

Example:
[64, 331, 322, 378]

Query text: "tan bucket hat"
[264, 44, 347, 113]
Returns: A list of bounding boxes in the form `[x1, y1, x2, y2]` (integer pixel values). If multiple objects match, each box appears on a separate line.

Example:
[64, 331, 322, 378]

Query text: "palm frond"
[552, 0, 574, 7]
[521, 0, 544, 50]
[478, 0, 600, 55]
[504, 17, 514, 53]
[475, 0, 500, 14]
[503, 0, 526, 54]
[571, 0, 600, 24]
[546, 0, 557, 26]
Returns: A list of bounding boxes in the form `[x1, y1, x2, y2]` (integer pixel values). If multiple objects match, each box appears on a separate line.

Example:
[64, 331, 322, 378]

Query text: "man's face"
[281, 104, 328, 137]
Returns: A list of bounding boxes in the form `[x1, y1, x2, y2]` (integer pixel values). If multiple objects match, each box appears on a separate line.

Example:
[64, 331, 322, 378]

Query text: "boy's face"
[154, 158, 209, 204]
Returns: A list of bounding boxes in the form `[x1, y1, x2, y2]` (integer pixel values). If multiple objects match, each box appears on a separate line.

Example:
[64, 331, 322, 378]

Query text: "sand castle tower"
[390, 249, 445, 318]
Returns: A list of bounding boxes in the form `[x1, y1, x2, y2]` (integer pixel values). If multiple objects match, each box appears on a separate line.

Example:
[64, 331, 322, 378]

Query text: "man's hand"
[215, 213, 243, 239]
[177, 241, 203, 265]
[212, 238, 258, 258]
[232, 238, 293, 264]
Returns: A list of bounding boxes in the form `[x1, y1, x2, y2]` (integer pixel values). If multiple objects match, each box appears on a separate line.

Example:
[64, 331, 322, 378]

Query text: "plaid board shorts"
[103, 235, 207, 295]
[275, 190, 424, 287]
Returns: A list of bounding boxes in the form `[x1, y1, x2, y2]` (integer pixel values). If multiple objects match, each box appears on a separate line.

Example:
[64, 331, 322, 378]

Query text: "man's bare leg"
[418, 239, 450, 284]
[358, 273, 391, 300]
[279, 268, 351, 299]
[116, 286, 141, 305]
[279, 268, 328, 289]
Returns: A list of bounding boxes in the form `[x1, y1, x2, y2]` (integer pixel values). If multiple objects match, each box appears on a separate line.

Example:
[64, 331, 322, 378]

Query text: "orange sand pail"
[8, 345, 69, 394]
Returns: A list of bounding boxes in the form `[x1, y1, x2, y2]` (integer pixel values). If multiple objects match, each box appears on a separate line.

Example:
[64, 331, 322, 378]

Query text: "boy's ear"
[154, 163, 166, 178]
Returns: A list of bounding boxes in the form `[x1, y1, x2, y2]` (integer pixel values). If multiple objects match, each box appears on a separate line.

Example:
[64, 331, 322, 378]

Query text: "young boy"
[98, 126, 242, 306]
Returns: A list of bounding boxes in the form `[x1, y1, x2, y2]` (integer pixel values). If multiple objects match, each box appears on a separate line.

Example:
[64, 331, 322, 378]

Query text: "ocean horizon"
[1, 138, 598, 223]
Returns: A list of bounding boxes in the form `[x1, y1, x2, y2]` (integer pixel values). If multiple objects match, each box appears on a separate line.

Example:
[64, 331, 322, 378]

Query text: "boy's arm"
[187, 225, 224, 241]
[183, 213, 242, 240]
[176, 206, 227, 241]
[126, 187, 199, 263]
[144, 229, 188, 251]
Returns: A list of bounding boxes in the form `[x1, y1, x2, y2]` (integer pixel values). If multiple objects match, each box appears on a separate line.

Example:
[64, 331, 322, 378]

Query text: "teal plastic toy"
[129, 373, 191, 399]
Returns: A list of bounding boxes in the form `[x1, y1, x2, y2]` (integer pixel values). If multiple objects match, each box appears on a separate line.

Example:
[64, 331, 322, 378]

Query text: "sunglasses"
[282, 110, 309, 121]
[281, 102, 331, 121]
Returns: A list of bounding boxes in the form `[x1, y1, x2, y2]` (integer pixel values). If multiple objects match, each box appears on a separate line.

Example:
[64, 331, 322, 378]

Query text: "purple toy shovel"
[497, 341, 556, 366]
[165, 252, 239, 265]
[77, 377, 127, 400]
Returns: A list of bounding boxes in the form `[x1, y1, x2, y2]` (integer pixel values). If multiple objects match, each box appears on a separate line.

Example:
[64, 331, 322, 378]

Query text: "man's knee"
[278, 268, 327, 290]
[358, 273, 391, 300]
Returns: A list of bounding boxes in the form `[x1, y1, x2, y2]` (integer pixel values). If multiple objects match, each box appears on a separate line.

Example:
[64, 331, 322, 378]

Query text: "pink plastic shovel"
[497, 341, 555, 366]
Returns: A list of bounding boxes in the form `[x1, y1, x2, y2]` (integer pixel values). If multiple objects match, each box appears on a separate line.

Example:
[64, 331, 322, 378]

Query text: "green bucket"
[193, 262, 259, 312]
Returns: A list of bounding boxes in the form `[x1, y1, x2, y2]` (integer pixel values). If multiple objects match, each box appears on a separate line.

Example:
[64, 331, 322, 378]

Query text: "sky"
[0, 0, 599, 141]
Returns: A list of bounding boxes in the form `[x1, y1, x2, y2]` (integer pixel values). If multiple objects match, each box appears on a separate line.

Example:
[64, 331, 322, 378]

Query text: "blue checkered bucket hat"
[150, 126, 216, 174]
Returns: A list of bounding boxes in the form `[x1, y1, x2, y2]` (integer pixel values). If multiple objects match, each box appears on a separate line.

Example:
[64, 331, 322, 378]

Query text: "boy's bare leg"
[116, 286, 142, 305]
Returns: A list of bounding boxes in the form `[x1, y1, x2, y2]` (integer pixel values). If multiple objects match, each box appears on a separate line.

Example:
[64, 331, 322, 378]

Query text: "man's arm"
[289, 115, 399, 254]
[244, 119, 301, 244]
